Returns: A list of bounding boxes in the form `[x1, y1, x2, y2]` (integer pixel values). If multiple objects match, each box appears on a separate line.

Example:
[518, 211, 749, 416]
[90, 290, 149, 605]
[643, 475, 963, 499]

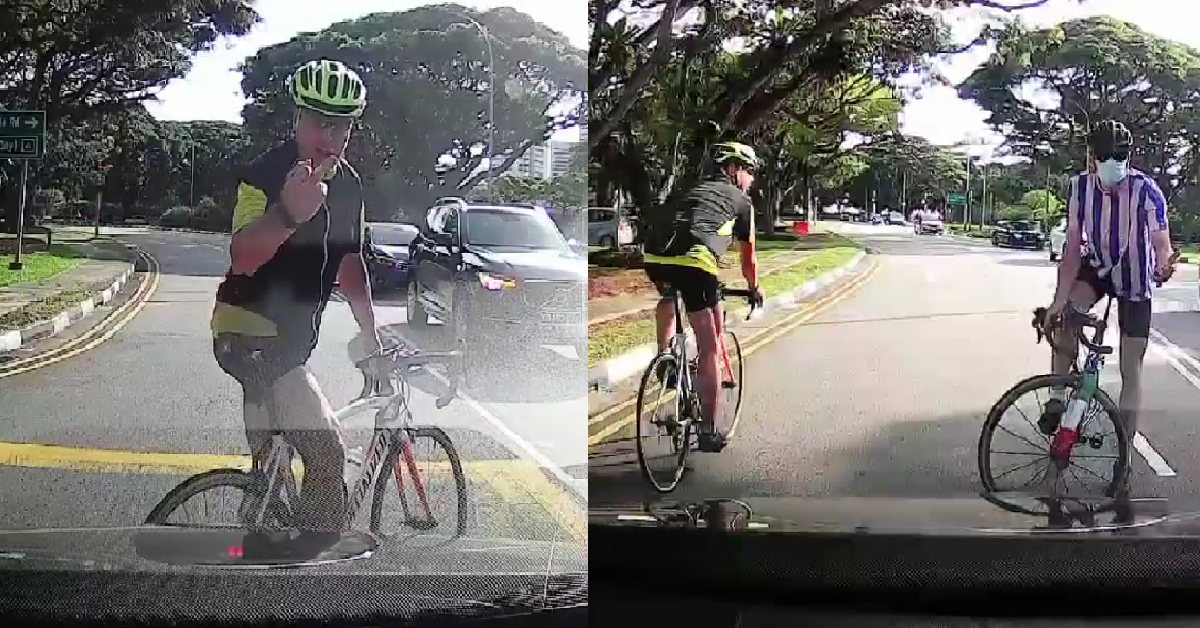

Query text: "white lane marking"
[1147, 328, 1200, 391]
[1132, 432, 1177, 477]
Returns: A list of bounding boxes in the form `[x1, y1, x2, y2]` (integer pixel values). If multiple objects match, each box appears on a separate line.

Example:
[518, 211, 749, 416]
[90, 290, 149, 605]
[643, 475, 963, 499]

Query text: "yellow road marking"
[588, 258, 880, 446]
[0, 248, 160, 378]
[0, 441, 584, 540]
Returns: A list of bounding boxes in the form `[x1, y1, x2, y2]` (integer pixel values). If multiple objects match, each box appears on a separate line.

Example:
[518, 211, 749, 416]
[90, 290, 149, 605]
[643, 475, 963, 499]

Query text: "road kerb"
[588, 250, 868, 393]
[587, 254, 877, 444]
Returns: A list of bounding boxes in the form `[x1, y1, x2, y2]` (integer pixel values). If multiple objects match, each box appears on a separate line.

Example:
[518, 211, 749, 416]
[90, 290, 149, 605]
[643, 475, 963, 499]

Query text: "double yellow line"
[587, 257, 880, 447]
[0, 247, 160, 379]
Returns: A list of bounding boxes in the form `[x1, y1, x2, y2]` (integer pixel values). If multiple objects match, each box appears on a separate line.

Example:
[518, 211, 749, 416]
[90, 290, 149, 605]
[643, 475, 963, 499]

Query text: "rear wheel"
[636, 349, 692, 493]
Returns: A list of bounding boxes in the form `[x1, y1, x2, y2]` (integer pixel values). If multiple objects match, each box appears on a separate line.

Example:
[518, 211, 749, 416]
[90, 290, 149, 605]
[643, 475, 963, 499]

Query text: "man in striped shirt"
[1043, 120, 1177, 441]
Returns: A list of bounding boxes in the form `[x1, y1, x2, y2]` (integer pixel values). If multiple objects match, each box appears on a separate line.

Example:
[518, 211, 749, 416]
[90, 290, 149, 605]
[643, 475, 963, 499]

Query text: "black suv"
[406, 198, 587, 357]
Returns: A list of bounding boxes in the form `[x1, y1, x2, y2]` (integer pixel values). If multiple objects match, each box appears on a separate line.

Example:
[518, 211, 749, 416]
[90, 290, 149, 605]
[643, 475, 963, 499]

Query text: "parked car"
[1048, 218, 1067, 262]
[407, 198, 587, 358]
[992, 220, 1045, 250]
[887, 211, 906, 226]
[587, 207, 633, 248]
[364, 221, 420, 292]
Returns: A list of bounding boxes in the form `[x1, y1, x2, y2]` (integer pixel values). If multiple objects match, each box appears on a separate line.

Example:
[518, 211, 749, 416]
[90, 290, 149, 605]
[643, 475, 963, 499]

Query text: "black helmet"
[1088, 120, 1132, 154]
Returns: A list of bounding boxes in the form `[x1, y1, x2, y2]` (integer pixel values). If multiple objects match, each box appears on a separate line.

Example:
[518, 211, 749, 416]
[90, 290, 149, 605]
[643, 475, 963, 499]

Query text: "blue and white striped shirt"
[1068, 168, 1169, 301]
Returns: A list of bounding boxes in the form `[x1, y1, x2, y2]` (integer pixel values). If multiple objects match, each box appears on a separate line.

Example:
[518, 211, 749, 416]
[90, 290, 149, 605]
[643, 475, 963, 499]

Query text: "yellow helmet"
[288, 59, 367, 118]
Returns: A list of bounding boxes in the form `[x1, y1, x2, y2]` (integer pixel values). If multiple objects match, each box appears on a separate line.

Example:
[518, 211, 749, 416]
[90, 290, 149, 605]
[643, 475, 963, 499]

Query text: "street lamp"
[445, 9, 496, 201]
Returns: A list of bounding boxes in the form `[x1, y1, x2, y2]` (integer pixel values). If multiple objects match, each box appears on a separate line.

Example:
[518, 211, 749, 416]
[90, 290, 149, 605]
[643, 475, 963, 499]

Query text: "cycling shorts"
[213, 333, 314, 405]
[645, 262, 721, 313]
[1076, 264, 1151, 339]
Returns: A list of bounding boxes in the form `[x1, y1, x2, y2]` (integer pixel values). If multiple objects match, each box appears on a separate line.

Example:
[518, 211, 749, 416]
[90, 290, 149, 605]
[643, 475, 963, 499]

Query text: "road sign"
[947, 191, 966, 207]
[0, 110, 46, 160]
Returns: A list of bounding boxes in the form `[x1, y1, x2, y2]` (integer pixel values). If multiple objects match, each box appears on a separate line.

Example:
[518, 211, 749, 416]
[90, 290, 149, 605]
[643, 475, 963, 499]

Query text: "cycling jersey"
[642, 177, 754, 275]
[211, 140, 366, 349]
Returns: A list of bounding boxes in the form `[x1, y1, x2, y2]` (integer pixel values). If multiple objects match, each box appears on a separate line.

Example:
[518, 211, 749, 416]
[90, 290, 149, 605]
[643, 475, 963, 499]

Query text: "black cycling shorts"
[213, 333, 315, 404]
[1076, 264, 1151, 339]
[644, 263, 721, 313]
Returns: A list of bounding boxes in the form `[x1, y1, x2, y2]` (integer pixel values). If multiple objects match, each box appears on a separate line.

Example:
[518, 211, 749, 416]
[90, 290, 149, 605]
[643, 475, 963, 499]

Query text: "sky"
[901, 0, 1200, 159]
[143, 0, 585, 141]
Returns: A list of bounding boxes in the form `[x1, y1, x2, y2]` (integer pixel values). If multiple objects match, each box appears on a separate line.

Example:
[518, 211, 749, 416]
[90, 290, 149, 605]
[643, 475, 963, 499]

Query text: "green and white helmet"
[288, 59, 367, 118]
[710, 141, 760, 170]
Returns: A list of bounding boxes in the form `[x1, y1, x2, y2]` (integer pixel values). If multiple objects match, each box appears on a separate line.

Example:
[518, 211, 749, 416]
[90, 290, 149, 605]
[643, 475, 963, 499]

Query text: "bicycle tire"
[145, 468, 293, 528]
[978, 373, 1130, 497]
[721, 328, 746, 440]
[636, 349, 691, 493]
[369, 427, 468, 539]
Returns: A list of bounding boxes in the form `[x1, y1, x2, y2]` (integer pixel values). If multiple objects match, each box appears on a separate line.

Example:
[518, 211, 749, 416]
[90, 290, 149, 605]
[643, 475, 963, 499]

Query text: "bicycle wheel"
[636, 349, 691, 493]
[369, 427, 468, 540]
[720, 328, 746, 440]
[978, 373, 1130, 497]
[145, 468, 294, 528]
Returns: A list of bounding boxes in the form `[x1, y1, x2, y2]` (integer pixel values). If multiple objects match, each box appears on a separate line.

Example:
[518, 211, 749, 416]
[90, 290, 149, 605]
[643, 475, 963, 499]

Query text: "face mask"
[1096, 159, 1128, 186]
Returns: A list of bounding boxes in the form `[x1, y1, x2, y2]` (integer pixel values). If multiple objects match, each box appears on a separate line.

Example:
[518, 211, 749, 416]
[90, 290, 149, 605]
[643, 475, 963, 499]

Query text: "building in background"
[505, 129, 583, 179]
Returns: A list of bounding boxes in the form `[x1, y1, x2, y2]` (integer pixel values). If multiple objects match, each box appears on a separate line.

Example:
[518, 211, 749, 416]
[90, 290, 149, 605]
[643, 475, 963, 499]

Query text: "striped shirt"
[1068, 168, 1169, 301]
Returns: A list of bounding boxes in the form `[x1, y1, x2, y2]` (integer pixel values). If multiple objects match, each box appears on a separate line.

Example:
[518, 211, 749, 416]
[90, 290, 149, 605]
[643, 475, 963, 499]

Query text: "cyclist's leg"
[644, 263, 678, 352]
[1115, 297, 1152, 437]
[1042, 272, 1101, 433]
[212, 334, 274, 467]
[676, 268, 724, 450]
[271, 363, 347, 532]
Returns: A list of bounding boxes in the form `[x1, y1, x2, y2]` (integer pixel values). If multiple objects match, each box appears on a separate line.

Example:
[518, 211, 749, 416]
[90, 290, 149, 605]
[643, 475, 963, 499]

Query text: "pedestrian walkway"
[588, 248, 816, 326]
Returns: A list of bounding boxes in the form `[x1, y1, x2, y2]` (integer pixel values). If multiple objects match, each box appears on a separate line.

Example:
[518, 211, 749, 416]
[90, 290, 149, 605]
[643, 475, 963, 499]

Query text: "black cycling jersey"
[212, 140, 366, 346]
[643, 177, 753, 275]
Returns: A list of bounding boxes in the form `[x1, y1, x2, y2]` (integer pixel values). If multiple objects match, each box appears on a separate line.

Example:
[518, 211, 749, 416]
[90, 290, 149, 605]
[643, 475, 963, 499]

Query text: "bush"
[588, 248, 643, 268]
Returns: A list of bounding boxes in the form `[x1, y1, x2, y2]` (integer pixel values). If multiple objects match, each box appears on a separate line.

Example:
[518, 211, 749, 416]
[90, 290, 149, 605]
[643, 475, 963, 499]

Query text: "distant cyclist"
[641, 141, 765, 453]
[1042, 119, 1178, 447]
[210, 59, 383, 533]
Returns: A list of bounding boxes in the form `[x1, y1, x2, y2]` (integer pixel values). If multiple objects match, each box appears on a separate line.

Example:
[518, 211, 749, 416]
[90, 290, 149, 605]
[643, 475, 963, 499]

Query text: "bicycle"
[145, 339, 469, 541]
[635, 282, 762, 493]
[979, 490, 1168, 531]
[977, 295, 1131, 497]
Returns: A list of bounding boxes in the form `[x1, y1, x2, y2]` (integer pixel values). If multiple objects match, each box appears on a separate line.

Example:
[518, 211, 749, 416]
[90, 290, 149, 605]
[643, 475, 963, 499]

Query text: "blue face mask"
[1096, 159, 1128, 186]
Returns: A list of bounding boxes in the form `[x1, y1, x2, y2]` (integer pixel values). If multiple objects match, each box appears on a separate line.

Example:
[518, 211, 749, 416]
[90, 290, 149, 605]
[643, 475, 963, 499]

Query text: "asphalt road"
[590, 223, 1200, 506]
[0, 226, 584, 543]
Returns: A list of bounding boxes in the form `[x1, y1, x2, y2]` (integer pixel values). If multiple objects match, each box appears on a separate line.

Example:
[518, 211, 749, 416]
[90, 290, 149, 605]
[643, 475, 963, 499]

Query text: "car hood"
[463, 246, 586, 282]
[589, 493, 1200, 537]
[0, 526, 588, 574]
[1000, 228, 1041, 235]
[371, 244, 410, 259]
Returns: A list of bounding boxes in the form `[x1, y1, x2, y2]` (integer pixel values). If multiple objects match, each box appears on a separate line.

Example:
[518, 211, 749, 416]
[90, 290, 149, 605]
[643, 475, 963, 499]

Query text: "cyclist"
[641, 141, 765, 453]
[210, 59, 382, 534]
[1043, 119, 1177, 449]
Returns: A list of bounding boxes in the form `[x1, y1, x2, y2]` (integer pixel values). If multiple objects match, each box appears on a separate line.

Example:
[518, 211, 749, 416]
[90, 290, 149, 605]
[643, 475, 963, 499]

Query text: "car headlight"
[477, 271, 517, 291]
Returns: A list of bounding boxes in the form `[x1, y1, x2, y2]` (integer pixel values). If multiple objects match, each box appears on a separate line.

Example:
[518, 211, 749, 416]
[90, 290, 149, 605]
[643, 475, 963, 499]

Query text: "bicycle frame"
[668, 291, 736, 388]
[1056, 298, 1113, 436]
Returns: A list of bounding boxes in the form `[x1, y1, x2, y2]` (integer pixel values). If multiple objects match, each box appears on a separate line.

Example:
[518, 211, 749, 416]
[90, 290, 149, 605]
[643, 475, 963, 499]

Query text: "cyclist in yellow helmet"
[641, 141, 765, 452]
[210, 59, 377, 536]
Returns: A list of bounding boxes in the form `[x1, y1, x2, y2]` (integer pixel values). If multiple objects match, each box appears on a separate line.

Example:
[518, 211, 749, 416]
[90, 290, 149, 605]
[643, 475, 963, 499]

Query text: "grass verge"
[0, 237, 87, 288]
[0, 287, 97, 332]
[587, 241, 861, 367]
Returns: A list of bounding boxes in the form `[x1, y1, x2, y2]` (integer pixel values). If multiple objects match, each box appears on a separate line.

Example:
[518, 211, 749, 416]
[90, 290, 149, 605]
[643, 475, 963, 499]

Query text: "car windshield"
[369, 223, 418, 247]
[1009, 221, 1036, 231]
[464, 208, 568, 250]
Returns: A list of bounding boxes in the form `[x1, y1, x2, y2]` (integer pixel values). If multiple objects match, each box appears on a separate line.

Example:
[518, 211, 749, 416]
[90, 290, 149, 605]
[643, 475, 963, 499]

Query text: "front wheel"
[369, 427, 468, 542]
[978, 373, 1130, 497]
[720, 329, 746, 440]
[636, 349, 692, 493]
[146, 469, 294, 529]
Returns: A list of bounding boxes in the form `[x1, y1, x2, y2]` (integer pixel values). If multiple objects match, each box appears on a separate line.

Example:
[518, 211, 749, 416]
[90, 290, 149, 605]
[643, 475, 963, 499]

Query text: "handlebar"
[719, 284, 764, 321]
[1031, 304, 1113, 356]
[355, 339, 465, 409]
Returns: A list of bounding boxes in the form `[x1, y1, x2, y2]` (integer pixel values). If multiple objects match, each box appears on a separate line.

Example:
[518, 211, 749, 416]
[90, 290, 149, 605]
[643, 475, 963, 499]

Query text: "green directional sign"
[0, 110, 46, 159]
[947, 191, 966, 207]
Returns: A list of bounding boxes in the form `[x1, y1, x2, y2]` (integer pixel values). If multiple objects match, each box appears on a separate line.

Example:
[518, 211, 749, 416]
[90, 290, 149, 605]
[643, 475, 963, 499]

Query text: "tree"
[239, 5, 585, 220]
[0, 0, 260, 228]
[485, 173, 587, 208]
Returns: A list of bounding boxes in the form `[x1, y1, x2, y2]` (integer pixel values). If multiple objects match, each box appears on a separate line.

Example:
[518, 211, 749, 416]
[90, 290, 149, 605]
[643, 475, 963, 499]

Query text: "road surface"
[0, 227, 584, 542]
[590, 224, 1200, 506]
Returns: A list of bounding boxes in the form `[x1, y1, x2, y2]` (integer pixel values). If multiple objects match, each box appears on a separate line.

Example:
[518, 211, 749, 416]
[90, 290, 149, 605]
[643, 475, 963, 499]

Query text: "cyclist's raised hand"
[281, 156, 338, 223]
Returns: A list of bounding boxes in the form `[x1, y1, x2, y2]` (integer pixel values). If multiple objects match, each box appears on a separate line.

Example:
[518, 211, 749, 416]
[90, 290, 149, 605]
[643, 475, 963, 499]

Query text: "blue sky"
[143, 0, 585, 141]
[900, 0, 1197, 159]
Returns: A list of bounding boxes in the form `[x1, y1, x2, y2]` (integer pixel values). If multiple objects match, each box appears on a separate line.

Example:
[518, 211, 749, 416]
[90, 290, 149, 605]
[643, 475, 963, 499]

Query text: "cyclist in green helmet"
[641, 141, 765, 452]
[211, 59, 380, 536]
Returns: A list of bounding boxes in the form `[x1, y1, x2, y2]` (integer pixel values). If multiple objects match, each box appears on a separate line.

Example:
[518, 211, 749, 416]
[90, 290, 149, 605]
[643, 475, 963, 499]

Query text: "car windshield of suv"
[1008, 221, 1036, 232]
[464, 209, 568, 250]
[369, 223, 418, 247]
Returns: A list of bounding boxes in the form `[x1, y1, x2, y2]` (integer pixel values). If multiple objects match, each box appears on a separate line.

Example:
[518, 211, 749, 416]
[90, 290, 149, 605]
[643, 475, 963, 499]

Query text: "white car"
[1049, 219, 1067, 262]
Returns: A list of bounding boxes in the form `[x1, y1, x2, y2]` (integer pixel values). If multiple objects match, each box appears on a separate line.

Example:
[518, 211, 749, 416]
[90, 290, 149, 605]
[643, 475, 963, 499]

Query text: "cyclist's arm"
[1144, 176, 1173, 260]
[1053, 176, 1084, 305]
[228, 171, 295, 276]
[732, 198, 758, 289]
[337, 203, 380, 346]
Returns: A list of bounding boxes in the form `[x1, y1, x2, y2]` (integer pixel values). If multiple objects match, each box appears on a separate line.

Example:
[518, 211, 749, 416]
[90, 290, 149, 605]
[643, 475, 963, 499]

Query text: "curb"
[0, 243, 139, 353]
[587, 249, 869, 392]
